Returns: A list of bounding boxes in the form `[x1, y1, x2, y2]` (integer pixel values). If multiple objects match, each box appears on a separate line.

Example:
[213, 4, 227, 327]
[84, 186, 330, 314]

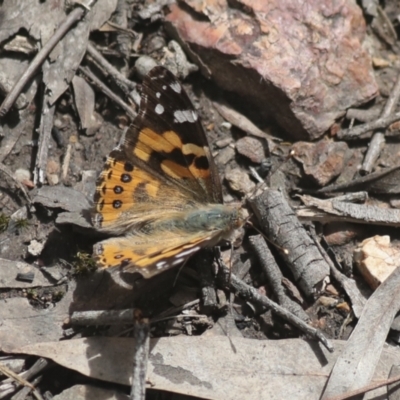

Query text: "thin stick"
[361, 70, 400, 173]
[79, 66, 136, 119]
[130, 310, 150, 400]
[86, 43, 138, 96]
[0, 163, 31, 203]
[338, 110, 400, 139]
[0, 3, 94, 116]
[219, 264, 334, 352]
[34, 100, 55, 184]
[324, 374, 400, 400]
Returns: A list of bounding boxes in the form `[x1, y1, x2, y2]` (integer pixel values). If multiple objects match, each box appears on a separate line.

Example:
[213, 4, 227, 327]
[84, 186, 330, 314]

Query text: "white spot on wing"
[155, 104, 164, 115]
[162, 85, 167, 90]
[174, 109, 198, 123]
[156, 261, 166, 269]
[174, 246, 201, 258]
[172, 259, 184, 266]
[156, 92, 161, 98]
[170, 82, 181, 93]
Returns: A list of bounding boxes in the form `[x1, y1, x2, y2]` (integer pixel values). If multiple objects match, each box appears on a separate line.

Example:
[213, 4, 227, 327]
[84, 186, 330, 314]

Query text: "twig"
[61, 143, 72, 181]
[361, 70, 400, 173]
[360, 132, 385, 174]
[70, 299, 201, 326]
[130, 310, 150, 400]
[0, 4, 91, 117]
[86, 42, 138, 102]
[382, 71, 400, 116]
[218, 264, 334, 352]
[338, 111, 400, 139]
[346, 107, 382, 122]
[0, 163, 31, 203]
[34, 98, 55, 184]
[11, 376, 43, 400]
[248, 235, 308, 320]
[71, 309, 136, 325]
[324, 374, 400, 400]
[4, 358, 49, 400]
[315, 236, 366, 319]
[78, 66, 136, 119]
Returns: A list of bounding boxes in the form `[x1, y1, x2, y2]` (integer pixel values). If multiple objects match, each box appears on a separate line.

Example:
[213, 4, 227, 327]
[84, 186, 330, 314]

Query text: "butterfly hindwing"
[93, 230, 218, 278]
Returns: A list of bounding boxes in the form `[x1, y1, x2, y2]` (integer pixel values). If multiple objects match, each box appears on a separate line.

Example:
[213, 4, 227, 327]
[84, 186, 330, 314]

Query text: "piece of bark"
[248, 235, 308, 320]
[322, 266, 400, 399]
[42, 0, 118, 106]
[361, 70, 400, 174]
[213, 102, 276, 146]
[317, 237, 366, 319]
[298, 195, 400, 227]
[34, 95, 55, 185]
[53, 385, 130, 400]
[249, 189, 329, 297]
[317, 165, 400, 194]
[13, 337, 400, 399]
[72, 75, 102, 136]
[165, 0, 378, 140]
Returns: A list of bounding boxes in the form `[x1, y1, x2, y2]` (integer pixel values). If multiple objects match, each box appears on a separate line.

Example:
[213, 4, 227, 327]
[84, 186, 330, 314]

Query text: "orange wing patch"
[94, 231, 212, 277]
[94, 157, 160, 228]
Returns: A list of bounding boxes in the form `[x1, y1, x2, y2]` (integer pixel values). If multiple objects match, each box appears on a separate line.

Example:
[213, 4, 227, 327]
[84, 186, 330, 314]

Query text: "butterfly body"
[92, 66, 246, 278]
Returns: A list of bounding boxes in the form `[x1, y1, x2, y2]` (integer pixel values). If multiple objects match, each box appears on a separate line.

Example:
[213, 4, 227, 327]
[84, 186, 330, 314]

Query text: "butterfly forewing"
[129, 67, 222, 204]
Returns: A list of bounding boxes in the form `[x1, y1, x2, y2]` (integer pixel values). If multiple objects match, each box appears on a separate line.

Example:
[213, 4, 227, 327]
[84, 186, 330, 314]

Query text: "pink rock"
[165, 0, 378, 139]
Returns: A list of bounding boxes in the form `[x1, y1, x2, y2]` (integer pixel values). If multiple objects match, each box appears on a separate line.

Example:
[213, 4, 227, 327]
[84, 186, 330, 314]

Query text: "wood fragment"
[71, 309, 136, 325]
[360, 132, 385, 174]
[213, 102, 277, 145]
[130, 310, 150, 400]
[346, 107, 382, 122]
[322, 266, 400, 399]
[86, 42, 138, 101]
[218, 265, 334, 352]
[316, 165, 400, 194]
[324, 374, 400, 400]
[250, 189, 330, 297]
[79, 66, 136, 119]
[361, 70, 400, 174]
[388, 365, 400, 400]
[316, 237, 366, 319]
[11, 376, 43, 400]
[299, 195, 400, 227]
[248, 235, 308, 321]
[338, 111, 400, 139]
[34, 97, 55, 185]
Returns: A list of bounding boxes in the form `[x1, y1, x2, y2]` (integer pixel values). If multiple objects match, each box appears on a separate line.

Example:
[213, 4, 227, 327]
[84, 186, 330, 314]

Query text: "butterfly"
[92, 66, 247, 278]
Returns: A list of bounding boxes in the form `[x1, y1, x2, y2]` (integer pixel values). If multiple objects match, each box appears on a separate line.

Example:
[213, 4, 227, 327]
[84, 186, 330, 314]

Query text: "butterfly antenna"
[228, 241, 235, 313]
[173, 258, 190, 287]
[245, 149, 296, 206]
